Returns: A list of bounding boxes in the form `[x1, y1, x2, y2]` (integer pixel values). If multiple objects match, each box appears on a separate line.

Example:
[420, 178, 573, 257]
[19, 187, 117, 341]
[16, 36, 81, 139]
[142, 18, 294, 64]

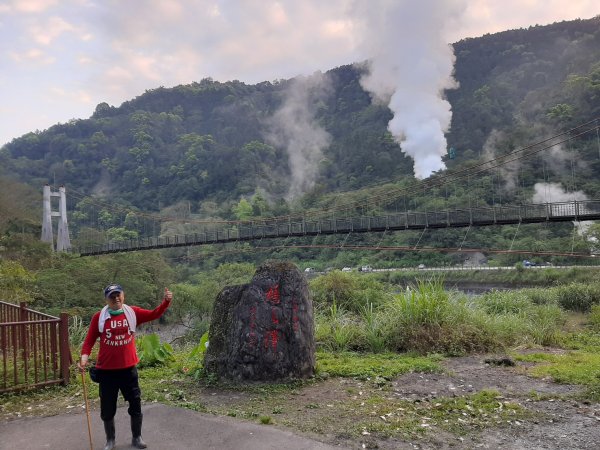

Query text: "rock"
[484, 357, 515, 367]
[204, 261, 315, 381]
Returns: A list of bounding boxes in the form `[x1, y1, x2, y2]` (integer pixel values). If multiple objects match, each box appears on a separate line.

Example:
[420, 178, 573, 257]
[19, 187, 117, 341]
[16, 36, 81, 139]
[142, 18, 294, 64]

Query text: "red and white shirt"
[81, 299, 170, 370]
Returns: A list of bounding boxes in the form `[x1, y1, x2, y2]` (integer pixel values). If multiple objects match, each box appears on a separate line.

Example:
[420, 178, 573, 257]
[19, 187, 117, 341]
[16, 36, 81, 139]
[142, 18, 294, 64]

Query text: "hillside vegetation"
[1, 17, 599, 271]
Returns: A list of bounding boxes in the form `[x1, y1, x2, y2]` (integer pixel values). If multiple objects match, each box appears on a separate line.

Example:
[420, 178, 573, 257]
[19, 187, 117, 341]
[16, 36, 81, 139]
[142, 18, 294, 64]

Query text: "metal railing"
[74, 200, 600, 256]
[0, 301, 71, 393]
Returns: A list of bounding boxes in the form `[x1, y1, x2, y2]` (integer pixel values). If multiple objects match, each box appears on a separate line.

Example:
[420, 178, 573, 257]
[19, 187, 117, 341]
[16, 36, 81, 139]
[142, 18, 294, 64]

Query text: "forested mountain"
[1, 17, 599, 268]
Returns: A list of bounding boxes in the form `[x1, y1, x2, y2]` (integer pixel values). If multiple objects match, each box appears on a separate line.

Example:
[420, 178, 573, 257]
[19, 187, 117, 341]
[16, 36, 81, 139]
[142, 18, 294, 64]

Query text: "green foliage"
[136, 333, 174, 367]
[553, 282, 600, 312]
[525, 304, 566, 346]
[68, 316, 88, 348]
[232, 198, 253, 221]
[315, 351, 441, 379]
[168, 283, 213, 339]
[382, 281, 501, 355]
[1, 20, 600, 294]
[546, 103, 574, 121]
[179, 332, 210, 380]
[310, 271, 391, 313]
[171, 263, 255, 340]
[480, 289, 536, 314]
[35, 252, 175, 313]
[192, 331, 210, 359]
[0, 260, 37, 303]
[589, 304, 600, 331]
[315, 301, 361, 352]
[515, 349, 600, 386]
[315, 279, 573, 355]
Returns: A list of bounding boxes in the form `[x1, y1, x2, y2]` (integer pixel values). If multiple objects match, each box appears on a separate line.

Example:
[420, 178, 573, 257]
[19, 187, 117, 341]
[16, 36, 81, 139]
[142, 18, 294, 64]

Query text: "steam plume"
[351, 0, 466, 179]
[532, 182, 588, 203]
[265, 73, 332, 200]
[533, 182, 592, 235]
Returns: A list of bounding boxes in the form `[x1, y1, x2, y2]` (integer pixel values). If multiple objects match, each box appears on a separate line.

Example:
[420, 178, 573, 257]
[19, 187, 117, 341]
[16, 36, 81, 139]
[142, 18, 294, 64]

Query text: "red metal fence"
[0, 301, 71, 393]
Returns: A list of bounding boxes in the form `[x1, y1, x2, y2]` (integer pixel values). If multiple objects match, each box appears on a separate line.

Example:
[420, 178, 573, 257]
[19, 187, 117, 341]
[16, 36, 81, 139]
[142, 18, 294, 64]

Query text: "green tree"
[232, 198, 253, 221]
[0, 260, 36, 303]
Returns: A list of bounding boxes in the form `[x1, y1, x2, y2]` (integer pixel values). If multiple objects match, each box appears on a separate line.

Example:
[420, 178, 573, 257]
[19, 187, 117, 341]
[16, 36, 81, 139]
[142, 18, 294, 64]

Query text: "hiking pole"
[81, 369, 94, 450]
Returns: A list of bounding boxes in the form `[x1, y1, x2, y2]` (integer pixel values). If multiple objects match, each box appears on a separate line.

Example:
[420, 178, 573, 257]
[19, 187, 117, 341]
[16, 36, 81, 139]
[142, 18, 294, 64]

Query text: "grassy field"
[2, 279, 600, 446]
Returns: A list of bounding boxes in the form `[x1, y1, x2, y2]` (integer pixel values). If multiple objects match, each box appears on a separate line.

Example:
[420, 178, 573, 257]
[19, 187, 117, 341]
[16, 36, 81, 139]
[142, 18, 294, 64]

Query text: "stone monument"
[204, 261, 315, 381]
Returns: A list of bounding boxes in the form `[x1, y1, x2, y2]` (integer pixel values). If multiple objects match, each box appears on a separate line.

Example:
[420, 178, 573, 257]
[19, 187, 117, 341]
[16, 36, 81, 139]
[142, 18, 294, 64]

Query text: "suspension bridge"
[71, 200, 600, 256]
[41, 119, 600, 258]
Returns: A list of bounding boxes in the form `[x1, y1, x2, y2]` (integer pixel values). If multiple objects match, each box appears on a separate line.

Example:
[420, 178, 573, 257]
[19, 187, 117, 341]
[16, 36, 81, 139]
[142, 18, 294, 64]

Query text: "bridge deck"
[74, 200, 600, 256]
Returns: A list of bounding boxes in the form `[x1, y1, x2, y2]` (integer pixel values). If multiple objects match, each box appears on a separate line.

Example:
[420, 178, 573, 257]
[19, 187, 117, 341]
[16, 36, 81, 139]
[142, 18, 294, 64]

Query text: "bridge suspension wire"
[65, 117, 599, 230]
[321, 119, 600, 217]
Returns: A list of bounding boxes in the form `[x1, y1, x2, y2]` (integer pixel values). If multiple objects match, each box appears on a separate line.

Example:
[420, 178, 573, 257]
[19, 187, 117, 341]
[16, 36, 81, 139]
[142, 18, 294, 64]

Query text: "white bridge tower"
[41, 184, 71, 252]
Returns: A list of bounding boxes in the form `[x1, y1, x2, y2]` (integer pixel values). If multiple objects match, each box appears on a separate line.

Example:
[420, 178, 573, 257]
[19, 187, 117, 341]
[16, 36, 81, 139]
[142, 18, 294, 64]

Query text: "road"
[0, 403, 339, 450]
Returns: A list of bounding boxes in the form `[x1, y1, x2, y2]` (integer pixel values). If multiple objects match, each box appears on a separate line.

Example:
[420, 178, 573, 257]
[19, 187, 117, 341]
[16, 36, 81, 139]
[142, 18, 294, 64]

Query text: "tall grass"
[358, 302, 387, 353]
[314, 279, 570, 355]
[314, 301, 361, 352]
[68, 315, 88, 348]
[553, 283, 600, 312]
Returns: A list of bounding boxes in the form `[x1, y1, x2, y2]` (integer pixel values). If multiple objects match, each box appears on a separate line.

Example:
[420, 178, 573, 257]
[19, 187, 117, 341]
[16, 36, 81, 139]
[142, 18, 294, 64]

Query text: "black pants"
[98, 366, 142, 421]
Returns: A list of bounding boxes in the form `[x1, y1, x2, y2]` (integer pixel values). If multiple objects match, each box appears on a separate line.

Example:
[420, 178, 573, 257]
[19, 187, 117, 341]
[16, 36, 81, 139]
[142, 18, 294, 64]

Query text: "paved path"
[0, 403, 340, 449]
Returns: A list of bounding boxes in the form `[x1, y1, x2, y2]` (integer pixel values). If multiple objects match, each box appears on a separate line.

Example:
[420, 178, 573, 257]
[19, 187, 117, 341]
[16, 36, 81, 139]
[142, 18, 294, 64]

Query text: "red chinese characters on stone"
[292, 299, 300, 332]
[263, 330, 278, 351]
[262, 284, 282, 351]
[265, 284, 281, 304]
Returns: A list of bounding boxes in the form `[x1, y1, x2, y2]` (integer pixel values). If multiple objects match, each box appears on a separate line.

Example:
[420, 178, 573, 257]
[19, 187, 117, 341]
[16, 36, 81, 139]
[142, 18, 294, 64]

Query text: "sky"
[0, 0, 597, 150]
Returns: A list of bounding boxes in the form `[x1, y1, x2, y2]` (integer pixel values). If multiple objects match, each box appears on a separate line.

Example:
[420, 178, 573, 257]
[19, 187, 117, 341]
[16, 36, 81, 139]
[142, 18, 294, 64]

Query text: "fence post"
[59, 313, 71, 386]
[19, 302, 29, 382]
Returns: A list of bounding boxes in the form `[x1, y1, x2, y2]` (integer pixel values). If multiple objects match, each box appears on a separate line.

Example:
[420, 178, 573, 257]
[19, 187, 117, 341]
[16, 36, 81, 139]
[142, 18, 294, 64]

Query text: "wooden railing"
[0, 301, 71, 393]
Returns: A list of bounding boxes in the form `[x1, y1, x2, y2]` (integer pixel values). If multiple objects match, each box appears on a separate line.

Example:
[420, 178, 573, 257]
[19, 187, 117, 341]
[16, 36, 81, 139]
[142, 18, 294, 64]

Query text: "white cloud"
[457, 0, 597, 40]
[30, 16, 75, 45]
[9, 48, 55, 64]
[13, 0, 59, 14]
[0, 0, 597, 148]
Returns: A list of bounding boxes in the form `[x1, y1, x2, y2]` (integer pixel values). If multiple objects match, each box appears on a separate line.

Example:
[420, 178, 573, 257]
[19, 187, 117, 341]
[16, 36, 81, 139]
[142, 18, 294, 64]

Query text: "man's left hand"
[164, 287, 173, 302]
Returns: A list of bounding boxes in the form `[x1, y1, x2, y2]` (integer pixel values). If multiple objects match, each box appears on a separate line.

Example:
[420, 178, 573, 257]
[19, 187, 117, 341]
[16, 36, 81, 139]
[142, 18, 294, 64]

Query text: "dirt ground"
[3, 350, 598, 449]
[384, 355, 599, 450]
[188, 351, 600, 450]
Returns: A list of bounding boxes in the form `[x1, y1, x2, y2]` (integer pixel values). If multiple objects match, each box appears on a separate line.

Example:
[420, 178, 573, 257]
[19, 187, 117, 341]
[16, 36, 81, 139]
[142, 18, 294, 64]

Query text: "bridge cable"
[64, 118, 599, 227]
[65, 119, 600, 257]
[458, 224, 471, 251]
[413, 227, 427, 250]
[509, 222, 521, 252]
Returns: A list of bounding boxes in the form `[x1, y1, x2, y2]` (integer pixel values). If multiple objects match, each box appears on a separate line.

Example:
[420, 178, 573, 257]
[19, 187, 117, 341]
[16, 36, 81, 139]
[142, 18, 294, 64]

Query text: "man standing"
[78, 284, 173, 450]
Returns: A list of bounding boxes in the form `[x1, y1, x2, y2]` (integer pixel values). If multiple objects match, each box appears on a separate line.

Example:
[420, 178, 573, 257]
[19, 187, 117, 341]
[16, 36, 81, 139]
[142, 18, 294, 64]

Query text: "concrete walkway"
[0, 403, 340, 449]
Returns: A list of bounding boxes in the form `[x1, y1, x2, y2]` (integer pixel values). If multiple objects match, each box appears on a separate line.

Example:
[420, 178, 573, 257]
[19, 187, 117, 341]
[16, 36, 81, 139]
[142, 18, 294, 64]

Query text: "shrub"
[311, 271, 357, 307]
[526, 304, 566, 346]
[314, 280, 571, 356]
[554, 283, 600, 312]
[310, 271, 392, 313]
[589, 304, 600, 331]
[479, 290, 532, 315]
[314, 302, 362, 352]
[523, 287, 558, 306]
[357, 302, 387, 353]
[137, 333, 174, 367]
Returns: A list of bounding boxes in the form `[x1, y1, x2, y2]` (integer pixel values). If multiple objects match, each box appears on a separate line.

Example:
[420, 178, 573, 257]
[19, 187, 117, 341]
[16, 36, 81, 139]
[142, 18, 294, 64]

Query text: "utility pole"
[41, 184, 71, 252]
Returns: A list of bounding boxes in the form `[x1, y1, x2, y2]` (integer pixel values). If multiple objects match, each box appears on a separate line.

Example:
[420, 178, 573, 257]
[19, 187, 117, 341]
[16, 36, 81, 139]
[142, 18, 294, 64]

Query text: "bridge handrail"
[73, 200, 600, 256]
